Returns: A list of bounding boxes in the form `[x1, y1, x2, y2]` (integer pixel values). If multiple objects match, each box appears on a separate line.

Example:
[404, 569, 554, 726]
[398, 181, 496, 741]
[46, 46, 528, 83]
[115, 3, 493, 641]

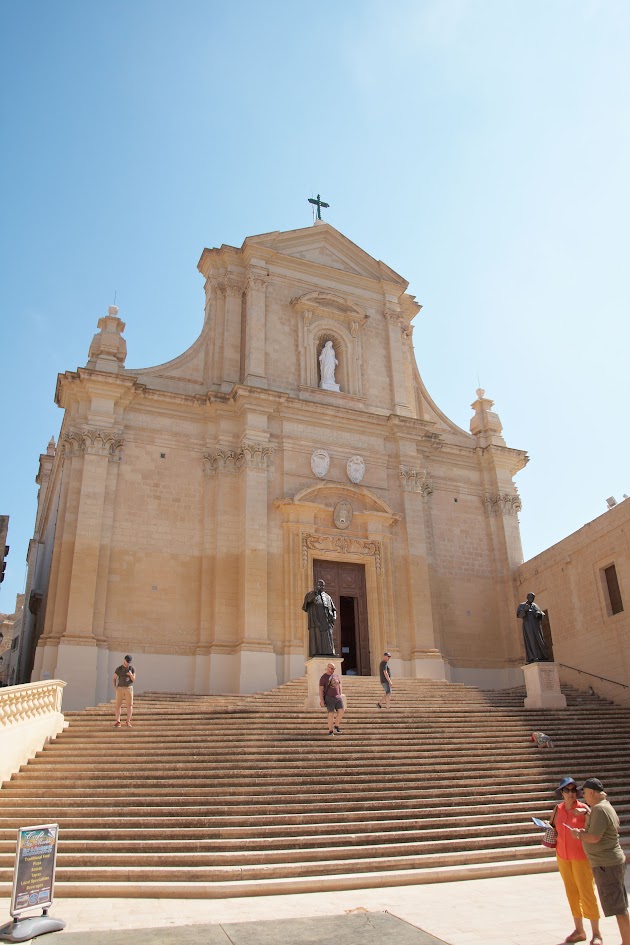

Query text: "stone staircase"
[0, 676, 628, 898]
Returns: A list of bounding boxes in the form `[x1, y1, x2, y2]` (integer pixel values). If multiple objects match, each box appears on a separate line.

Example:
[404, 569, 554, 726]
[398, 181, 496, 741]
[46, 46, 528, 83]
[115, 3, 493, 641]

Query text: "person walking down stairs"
[319, 662, 345, 735]
[377, 652, 393, 709]
[113, 654, 136, 728]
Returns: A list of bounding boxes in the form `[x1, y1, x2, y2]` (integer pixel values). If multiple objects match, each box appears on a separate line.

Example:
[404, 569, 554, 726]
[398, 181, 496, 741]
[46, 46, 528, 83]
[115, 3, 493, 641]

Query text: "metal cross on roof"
[308, 194, 330, 220]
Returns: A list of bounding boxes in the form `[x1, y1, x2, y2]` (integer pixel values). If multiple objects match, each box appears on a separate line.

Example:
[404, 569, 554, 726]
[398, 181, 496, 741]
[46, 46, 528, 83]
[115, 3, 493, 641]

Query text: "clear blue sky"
[1, 0, 629, 609]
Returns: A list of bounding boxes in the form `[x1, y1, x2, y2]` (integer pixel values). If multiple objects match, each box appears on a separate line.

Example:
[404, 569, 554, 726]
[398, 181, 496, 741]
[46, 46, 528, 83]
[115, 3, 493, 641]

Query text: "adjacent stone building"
[517, 498, 629, 705]
[26, 222, 530, 709]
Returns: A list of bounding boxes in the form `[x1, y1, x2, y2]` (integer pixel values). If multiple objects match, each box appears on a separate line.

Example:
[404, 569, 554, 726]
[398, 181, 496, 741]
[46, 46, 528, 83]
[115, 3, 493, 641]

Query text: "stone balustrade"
[0, 679, 67, 787]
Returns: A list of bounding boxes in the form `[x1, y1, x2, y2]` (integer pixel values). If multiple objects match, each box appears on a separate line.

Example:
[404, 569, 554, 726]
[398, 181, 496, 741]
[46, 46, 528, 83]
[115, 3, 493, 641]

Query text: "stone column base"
[522, 661, 567, 709]
[305, 656, 344, 709]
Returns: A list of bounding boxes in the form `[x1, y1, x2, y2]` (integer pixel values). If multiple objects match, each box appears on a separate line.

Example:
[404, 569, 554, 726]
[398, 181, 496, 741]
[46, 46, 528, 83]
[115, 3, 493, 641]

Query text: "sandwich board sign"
[0, 824, 65, 942]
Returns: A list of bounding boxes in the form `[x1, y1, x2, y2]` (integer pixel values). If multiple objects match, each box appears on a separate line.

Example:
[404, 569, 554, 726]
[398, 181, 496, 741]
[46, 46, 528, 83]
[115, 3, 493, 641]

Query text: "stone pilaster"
[471, 388, 528, 663]
[221, 277, 243, 391]
[385, 310, 413, 416]
[60, 431, 124, 644]
[244, 269, 268, 388]
[399, 467, 441, 658]
[238, 443, 273, 646]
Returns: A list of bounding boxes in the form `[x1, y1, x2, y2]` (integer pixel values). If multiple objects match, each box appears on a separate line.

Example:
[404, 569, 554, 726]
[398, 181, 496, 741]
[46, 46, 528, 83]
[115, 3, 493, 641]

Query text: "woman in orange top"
[552, 776, 602, 945]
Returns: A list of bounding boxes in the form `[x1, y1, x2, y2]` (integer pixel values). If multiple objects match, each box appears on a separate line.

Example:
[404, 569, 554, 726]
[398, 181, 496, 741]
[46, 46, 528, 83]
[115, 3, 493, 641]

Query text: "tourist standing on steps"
[319, 661, 344, 735]
[377, 652, 392, 708]
[113, 654, 135, 728]
[551, 776, 601, 945]
[570, 778, 630, 945]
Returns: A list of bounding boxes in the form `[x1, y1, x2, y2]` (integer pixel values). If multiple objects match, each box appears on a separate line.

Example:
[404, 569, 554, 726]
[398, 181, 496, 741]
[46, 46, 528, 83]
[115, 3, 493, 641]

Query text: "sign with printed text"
[10, 824, 59, 917]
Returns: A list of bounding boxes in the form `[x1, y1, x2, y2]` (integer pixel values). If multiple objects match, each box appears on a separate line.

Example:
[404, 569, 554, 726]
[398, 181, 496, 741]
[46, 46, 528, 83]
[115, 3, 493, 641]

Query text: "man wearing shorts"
[319, 661, 344, 736]
[570, 778, 629, 945]
[377, 651, 392, 709]
[113, 654, 135, 728]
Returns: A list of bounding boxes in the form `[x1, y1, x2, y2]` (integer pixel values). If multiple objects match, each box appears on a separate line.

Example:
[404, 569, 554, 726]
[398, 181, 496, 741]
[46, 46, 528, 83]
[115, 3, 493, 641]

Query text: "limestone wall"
[517, 500, 630, 705]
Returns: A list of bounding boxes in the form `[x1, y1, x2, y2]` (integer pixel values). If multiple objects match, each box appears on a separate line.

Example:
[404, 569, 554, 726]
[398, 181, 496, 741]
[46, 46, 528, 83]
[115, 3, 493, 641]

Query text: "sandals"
[565, 933, 586, 944]
[114, 721, 121, 728]
[590, 936, 602, 945]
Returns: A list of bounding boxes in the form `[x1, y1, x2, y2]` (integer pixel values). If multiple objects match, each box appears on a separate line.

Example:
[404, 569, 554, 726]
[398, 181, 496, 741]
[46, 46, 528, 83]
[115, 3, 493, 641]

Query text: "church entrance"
[313, 560, 370, 675]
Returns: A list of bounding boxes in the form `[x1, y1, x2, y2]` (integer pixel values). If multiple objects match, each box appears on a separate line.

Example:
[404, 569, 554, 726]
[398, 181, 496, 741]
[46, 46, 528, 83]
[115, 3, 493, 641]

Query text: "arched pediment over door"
[274, 481, 401, 665]
[291, 291, 368, 396]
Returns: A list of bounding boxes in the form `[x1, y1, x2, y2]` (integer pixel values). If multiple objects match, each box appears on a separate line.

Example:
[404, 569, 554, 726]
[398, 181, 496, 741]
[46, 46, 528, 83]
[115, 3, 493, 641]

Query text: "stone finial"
[87, 305, 127, 372]
[46, 436, 56, 455]
[470, 388, 506, 447]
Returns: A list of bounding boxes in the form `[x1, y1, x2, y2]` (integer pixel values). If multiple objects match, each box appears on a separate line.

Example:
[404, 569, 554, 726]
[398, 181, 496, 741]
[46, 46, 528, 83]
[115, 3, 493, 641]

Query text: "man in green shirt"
[570, 778, 629, 945]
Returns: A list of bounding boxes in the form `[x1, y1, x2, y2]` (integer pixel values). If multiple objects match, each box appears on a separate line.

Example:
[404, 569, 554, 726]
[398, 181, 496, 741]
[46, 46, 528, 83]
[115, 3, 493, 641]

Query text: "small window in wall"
[603, 564, 624, 615]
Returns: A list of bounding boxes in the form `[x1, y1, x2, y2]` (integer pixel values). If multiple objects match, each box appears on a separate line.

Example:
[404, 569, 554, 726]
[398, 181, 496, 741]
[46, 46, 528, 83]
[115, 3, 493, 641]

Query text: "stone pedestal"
[305, 656, 343, 709]
[522, 661, 567, 709]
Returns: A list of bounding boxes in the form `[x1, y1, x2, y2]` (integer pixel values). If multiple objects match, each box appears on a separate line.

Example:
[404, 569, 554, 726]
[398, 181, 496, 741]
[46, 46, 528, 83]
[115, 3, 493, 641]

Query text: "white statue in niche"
[319, 340, 340, 392]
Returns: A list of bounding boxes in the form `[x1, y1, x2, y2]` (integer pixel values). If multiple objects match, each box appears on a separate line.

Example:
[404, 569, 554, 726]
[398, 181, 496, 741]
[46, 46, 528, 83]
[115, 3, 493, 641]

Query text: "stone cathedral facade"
[28, 223, 529, 709]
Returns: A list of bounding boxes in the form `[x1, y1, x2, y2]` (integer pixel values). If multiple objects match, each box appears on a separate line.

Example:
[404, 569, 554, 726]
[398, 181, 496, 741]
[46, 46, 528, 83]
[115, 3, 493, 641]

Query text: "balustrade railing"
[0, 679, 66, 728]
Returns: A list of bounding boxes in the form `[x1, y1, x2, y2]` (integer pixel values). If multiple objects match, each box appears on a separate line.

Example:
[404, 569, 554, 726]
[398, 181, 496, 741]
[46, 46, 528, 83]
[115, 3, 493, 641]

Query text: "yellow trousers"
[557, 855, 600, 920]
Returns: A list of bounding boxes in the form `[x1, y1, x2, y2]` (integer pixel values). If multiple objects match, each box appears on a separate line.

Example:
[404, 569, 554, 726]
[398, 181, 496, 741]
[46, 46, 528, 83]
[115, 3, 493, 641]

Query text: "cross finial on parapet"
[308, 193, 330, 221]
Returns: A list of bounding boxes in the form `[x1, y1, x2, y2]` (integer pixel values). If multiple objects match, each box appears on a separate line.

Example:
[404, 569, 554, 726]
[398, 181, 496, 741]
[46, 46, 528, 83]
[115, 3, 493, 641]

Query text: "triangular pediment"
[243, 224, 408, 287]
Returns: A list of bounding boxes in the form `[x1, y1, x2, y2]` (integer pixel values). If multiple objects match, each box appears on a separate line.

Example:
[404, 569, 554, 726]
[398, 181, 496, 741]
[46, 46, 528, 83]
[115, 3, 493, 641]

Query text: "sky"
[1, 0, 629, 609]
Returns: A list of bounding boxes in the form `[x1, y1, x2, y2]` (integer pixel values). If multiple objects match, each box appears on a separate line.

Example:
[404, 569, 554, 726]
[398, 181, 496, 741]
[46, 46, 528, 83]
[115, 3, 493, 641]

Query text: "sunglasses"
[562, 787, 578, 793]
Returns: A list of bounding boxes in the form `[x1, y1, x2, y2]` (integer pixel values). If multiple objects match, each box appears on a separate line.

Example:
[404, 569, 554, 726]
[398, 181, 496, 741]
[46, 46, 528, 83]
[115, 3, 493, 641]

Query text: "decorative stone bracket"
[385, 309, 413, 340]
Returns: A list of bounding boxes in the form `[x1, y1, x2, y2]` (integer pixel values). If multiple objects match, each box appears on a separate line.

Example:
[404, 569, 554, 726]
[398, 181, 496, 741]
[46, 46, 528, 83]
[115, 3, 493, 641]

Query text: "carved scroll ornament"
[302, 533, 381, 572]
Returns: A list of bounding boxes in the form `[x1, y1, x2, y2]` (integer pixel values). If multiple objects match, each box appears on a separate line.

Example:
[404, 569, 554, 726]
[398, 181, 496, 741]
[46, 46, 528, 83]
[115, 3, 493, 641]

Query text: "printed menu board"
[10, 824, 59, 917]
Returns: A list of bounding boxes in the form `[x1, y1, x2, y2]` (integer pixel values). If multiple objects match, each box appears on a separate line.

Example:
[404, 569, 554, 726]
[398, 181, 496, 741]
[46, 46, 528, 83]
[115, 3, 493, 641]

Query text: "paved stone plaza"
[10, 870, 630, 945]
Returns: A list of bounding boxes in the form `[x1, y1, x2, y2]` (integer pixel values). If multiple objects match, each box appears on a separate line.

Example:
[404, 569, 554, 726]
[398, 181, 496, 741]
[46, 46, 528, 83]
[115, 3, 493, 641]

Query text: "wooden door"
[313, 560, 370, 675]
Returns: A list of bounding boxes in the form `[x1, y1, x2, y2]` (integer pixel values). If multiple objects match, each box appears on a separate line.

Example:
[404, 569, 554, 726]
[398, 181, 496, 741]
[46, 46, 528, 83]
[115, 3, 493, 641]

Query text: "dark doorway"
[313, 560, 370, 675]
[340, 596, 358, 672]
[541, 608, 554, 661]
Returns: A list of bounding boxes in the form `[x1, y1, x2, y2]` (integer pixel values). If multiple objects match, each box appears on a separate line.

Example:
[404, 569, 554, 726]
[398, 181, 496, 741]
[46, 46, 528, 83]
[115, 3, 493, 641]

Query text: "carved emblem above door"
[334, 500, 353, 530]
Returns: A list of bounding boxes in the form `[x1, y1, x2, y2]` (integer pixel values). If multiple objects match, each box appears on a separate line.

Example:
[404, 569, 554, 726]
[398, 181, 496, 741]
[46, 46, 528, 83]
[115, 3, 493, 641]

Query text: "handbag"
[542, 805, 558, 849]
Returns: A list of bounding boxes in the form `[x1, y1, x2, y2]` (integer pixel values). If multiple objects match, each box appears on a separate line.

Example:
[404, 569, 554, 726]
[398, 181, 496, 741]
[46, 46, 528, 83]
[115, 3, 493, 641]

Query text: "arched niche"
[291, 291, 368, 397]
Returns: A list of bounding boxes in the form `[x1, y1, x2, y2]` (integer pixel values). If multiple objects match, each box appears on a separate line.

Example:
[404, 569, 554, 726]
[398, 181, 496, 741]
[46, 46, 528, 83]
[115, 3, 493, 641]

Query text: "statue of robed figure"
[303, 579, 337, 656]
[517, 592, 550, 663]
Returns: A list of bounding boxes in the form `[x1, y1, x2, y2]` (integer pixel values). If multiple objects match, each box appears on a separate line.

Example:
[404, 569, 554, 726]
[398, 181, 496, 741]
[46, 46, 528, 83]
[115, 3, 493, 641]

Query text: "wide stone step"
[0, 856, 556, 899]
[0, 832, 552, 871]
[0, 843, 552, 886]
[0, 824, 550, 856]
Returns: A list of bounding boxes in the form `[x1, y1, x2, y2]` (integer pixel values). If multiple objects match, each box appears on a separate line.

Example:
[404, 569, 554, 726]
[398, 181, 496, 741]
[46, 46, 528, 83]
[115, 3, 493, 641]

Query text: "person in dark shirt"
[113, 654, 135, 728]
[377, 651, 392, 709]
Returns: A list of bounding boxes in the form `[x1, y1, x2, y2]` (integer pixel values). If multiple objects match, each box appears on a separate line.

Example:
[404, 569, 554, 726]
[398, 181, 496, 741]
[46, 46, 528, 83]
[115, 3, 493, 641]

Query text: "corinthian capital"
[247, 270, 269, 293]
[400, 467, 434, 496]
[62, 429, 124, 461]
[483, 492, 522, 516]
